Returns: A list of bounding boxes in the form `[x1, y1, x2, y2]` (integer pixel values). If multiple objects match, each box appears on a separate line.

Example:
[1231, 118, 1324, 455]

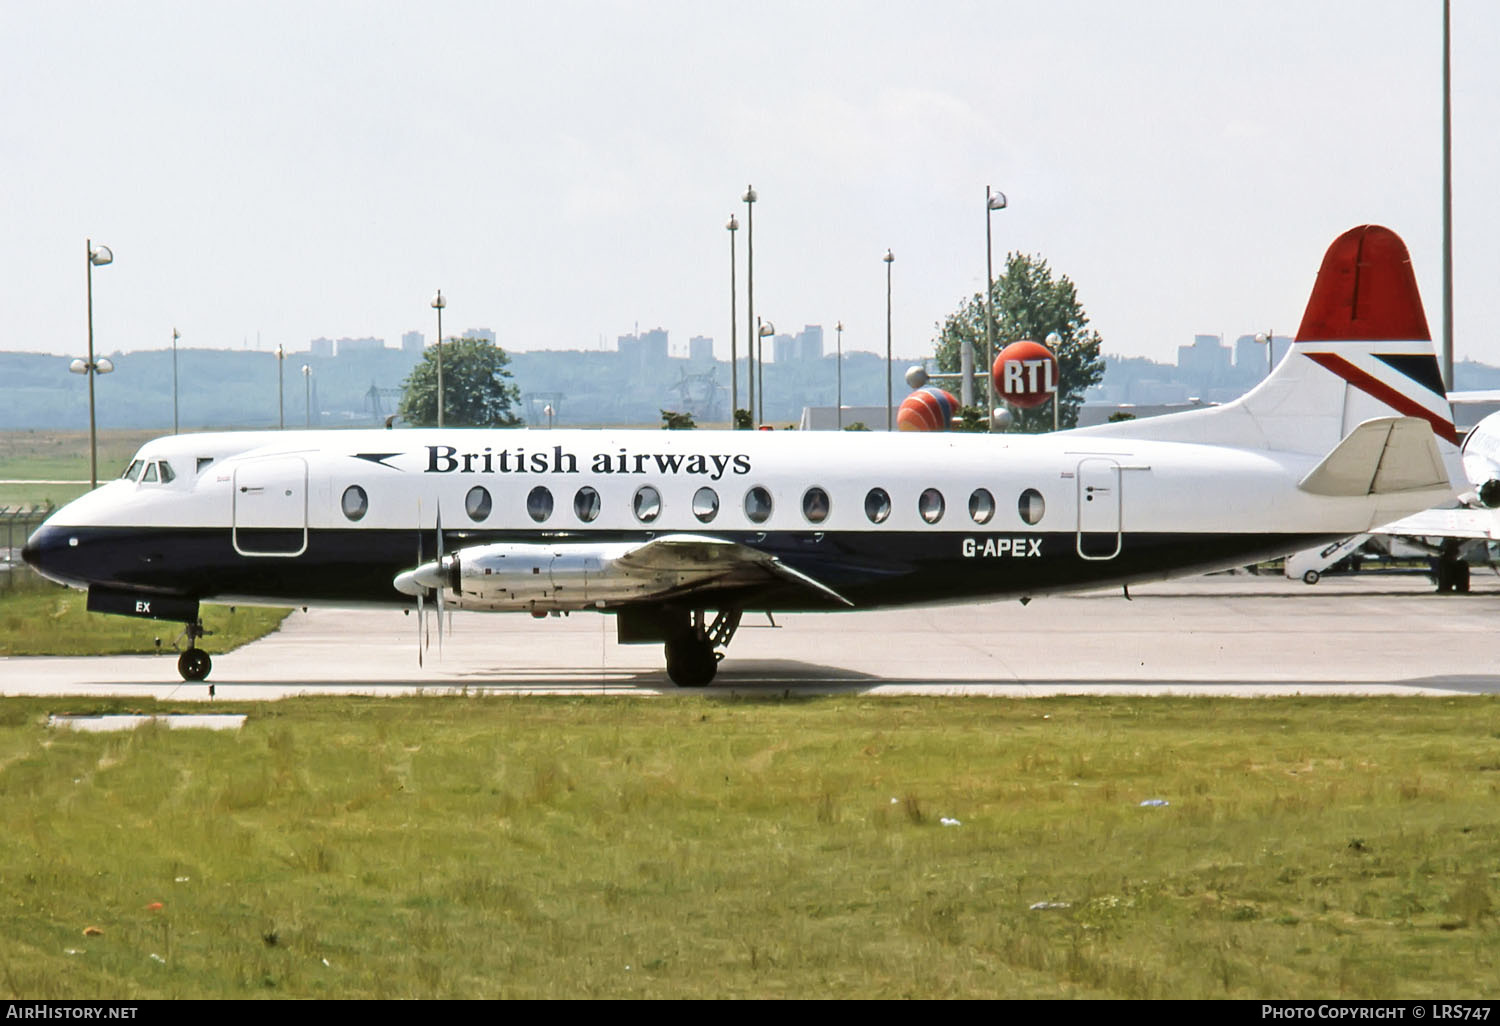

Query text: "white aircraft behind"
[24, 225, 1465, 686]
[1288, 408, 1500, 590]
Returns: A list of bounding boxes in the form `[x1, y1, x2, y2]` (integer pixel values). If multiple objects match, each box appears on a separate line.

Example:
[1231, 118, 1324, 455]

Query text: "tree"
[399, 337, 523, 427]
[933, 252, 1105, 432]
[660, 409, 696, 430]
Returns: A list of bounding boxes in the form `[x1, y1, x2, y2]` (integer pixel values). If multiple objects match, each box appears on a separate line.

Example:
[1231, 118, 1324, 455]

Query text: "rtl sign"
[993, 340, 1057, 409]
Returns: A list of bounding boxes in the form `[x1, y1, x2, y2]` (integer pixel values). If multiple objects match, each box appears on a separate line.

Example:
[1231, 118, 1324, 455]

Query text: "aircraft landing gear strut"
[176, 620, 212, 681]
[665, 609, 741, 688]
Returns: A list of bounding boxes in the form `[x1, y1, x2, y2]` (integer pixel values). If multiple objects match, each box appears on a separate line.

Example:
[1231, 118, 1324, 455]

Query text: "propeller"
[393, 498, 453, 665]
[416, 501, 425, 667]
[434, 500, 446, 658]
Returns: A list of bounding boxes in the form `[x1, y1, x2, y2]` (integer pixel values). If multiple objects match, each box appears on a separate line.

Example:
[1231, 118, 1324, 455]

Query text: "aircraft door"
[1076, 457, 1122, 560]
[233, 457, 309, 557]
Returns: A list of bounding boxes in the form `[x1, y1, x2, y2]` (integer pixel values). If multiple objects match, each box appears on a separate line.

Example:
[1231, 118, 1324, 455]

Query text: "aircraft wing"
[1372, 507, 1500, 542]
[613, 534, 855, 607]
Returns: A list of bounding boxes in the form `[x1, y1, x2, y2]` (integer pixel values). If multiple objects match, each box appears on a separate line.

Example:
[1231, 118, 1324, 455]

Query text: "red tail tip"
[1295, 225, 1431, 343]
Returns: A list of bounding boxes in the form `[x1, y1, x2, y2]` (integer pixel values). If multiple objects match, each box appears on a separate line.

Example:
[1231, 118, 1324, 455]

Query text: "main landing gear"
[176, 620, 212, 681]
[665, 609, 742, 688]
[1433, 542, 1471, 595]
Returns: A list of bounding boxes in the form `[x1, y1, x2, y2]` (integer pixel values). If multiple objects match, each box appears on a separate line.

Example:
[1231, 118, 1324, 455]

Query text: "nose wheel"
[176, 620, 212, 681]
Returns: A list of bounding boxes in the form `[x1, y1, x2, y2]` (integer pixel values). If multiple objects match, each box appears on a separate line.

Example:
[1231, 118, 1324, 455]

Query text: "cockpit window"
[142, 462, 159, 483]
[124, 460, 144, 482]
[197, 457, 215, 473]
[158, 461, 175, 483]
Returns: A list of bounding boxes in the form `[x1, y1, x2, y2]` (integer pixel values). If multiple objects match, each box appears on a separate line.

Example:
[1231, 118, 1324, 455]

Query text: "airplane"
[22, 224, 1466, 687]
[1285, 407, 1500, 590]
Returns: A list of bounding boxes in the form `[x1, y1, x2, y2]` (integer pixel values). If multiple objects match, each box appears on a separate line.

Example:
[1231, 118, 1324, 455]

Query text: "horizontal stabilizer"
[1298, 417, 1448, 497]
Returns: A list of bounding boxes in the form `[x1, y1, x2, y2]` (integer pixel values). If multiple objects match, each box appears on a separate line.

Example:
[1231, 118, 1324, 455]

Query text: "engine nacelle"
[446, 541, 677, 612]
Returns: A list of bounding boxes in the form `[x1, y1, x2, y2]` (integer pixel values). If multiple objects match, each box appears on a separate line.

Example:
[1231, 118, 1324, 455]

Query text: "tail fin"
[1077, 225, 1460, 469]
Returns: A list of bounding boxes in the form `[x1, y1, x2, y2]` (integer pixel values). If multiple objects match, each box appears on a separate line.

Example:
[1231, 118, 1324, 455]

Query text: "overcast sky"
[4, 0, 1496, 368]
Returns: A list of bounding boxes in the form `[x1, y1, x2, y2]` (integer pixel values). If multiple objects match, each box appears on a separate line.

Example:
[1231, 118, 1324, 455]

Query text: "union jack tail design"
[1079, 226, 1461, 487]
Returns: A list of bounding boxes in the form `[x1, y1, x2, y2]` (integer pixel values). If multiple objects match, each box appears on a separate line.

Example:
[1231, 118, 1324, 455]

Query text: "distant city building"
[1177, 334, 1231, 383]
[461, 328, 496, 343]
[617, 327, 669, 370]
[689, 335, 715, 362]
[309, 337, 334, 358]
[795, 324, 824, 363]
[1233, 333, 1291, 375]
[401, 330, 424, 355]
[772, 333, 796, 364]
[337, 337, 385, 356]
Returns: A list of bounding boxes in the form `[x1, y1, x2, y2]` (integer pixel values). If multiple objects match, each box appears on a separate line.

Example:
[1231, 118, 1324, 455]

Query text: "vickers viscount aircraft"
[23, 225, 1464, 686]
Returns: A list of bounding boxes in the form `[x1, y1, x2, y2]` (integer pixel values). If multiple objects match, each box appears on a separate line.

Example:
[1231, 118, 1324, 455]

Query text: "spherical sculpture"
[897, 387, 958, 431]
[993, 340, 1058, 409]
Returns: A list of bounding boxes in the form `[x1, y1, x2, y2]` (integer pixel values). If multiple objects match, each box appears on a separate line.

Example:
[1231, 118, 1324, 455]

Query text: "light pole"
[757, 319, 774, 426]
[727, 214, 738, 428]
[836, 320, 844, 429]
[884, 249, 894, 431]
[302, 364, 313, 427]
[1045, 331, 1063, 431]
[277, 345, 285, 429]
[171, 327, 180, 434]
[1255, 330, 1275, 378]
[985, 188, 1007, 431]
[431, 289, 447, 428]
[74, 240, 114, 489]
[743, 185, 757, 429]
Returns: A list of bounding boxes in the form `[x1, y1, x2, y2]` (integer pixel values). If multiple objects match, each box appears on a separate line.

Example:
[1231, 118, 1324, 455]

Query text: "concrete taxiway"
[3, 570, 1498, 699]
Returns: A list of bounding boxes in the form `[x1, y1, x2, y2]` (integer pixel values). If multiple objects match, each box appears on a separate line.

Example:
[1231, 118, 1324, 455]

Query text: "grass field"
[0, 694, 1496, 999]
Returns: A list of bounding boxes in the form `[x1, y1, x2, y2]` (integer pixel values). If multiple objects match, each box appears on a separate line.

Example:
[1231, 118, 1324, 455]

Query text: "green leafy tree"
[933, 252, 1105, 432]
[399, 338, 523, 427]
[660, 409, 696, 430]
[733, 408, 753, 430]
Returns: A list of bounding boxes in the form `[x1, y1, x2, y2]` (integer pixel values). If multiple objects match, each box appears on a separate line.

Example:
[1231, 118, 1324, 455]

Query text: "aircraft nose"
[21, 528, 45, 570]
[21, 523, 76, 586]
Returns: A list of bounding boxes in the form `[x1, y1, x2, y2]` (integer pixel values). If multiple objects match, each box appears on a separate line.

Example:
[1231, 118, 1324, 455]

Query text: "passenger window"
[574, 486, 601, 523]
[465, 486, 492, 522]
[693, 487, 719, 523]
[802, 487, 830, 524]
[1018, 488, 1045, 526]
[527, 486, 554, 523]
[918, 488, 944, 524]
[158, 461, 175, 483]
[968, 488, 995, 524]
[864, 487, 891, 524]
[123, 460, 144, 482]
[744, 486, 773, 524]
[341, 485, 368, 521]
[143, 462, 159, 483]
[634, 485, 661, 523]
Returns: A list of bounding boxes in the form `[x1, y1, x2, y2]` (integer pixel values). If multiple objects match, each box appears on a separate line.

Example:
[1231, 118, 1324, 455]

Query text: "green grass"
[0, 695, 1496, 998]
[0, 570, 289, 656]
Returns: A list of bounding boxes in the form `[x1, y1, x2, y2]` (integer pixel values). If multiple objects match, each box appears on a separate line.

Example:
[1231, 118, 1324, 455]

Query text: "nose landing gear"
[175, 620, 212, 681]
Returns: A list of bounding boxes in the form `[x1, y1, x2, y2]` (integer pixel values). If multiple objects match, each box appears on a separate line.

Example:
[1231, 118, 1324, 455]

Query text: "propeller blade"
[417, 500, 426, 667]
[435, 500, 445, 658]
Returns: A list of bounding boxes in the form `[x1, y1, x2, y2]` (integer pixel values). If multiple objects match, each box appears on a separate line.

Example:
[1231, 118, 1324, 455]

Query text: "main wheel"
[665, 638, 718, 688]
[1302, 570, 1321, 585]
[178, 648, 212, 682]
